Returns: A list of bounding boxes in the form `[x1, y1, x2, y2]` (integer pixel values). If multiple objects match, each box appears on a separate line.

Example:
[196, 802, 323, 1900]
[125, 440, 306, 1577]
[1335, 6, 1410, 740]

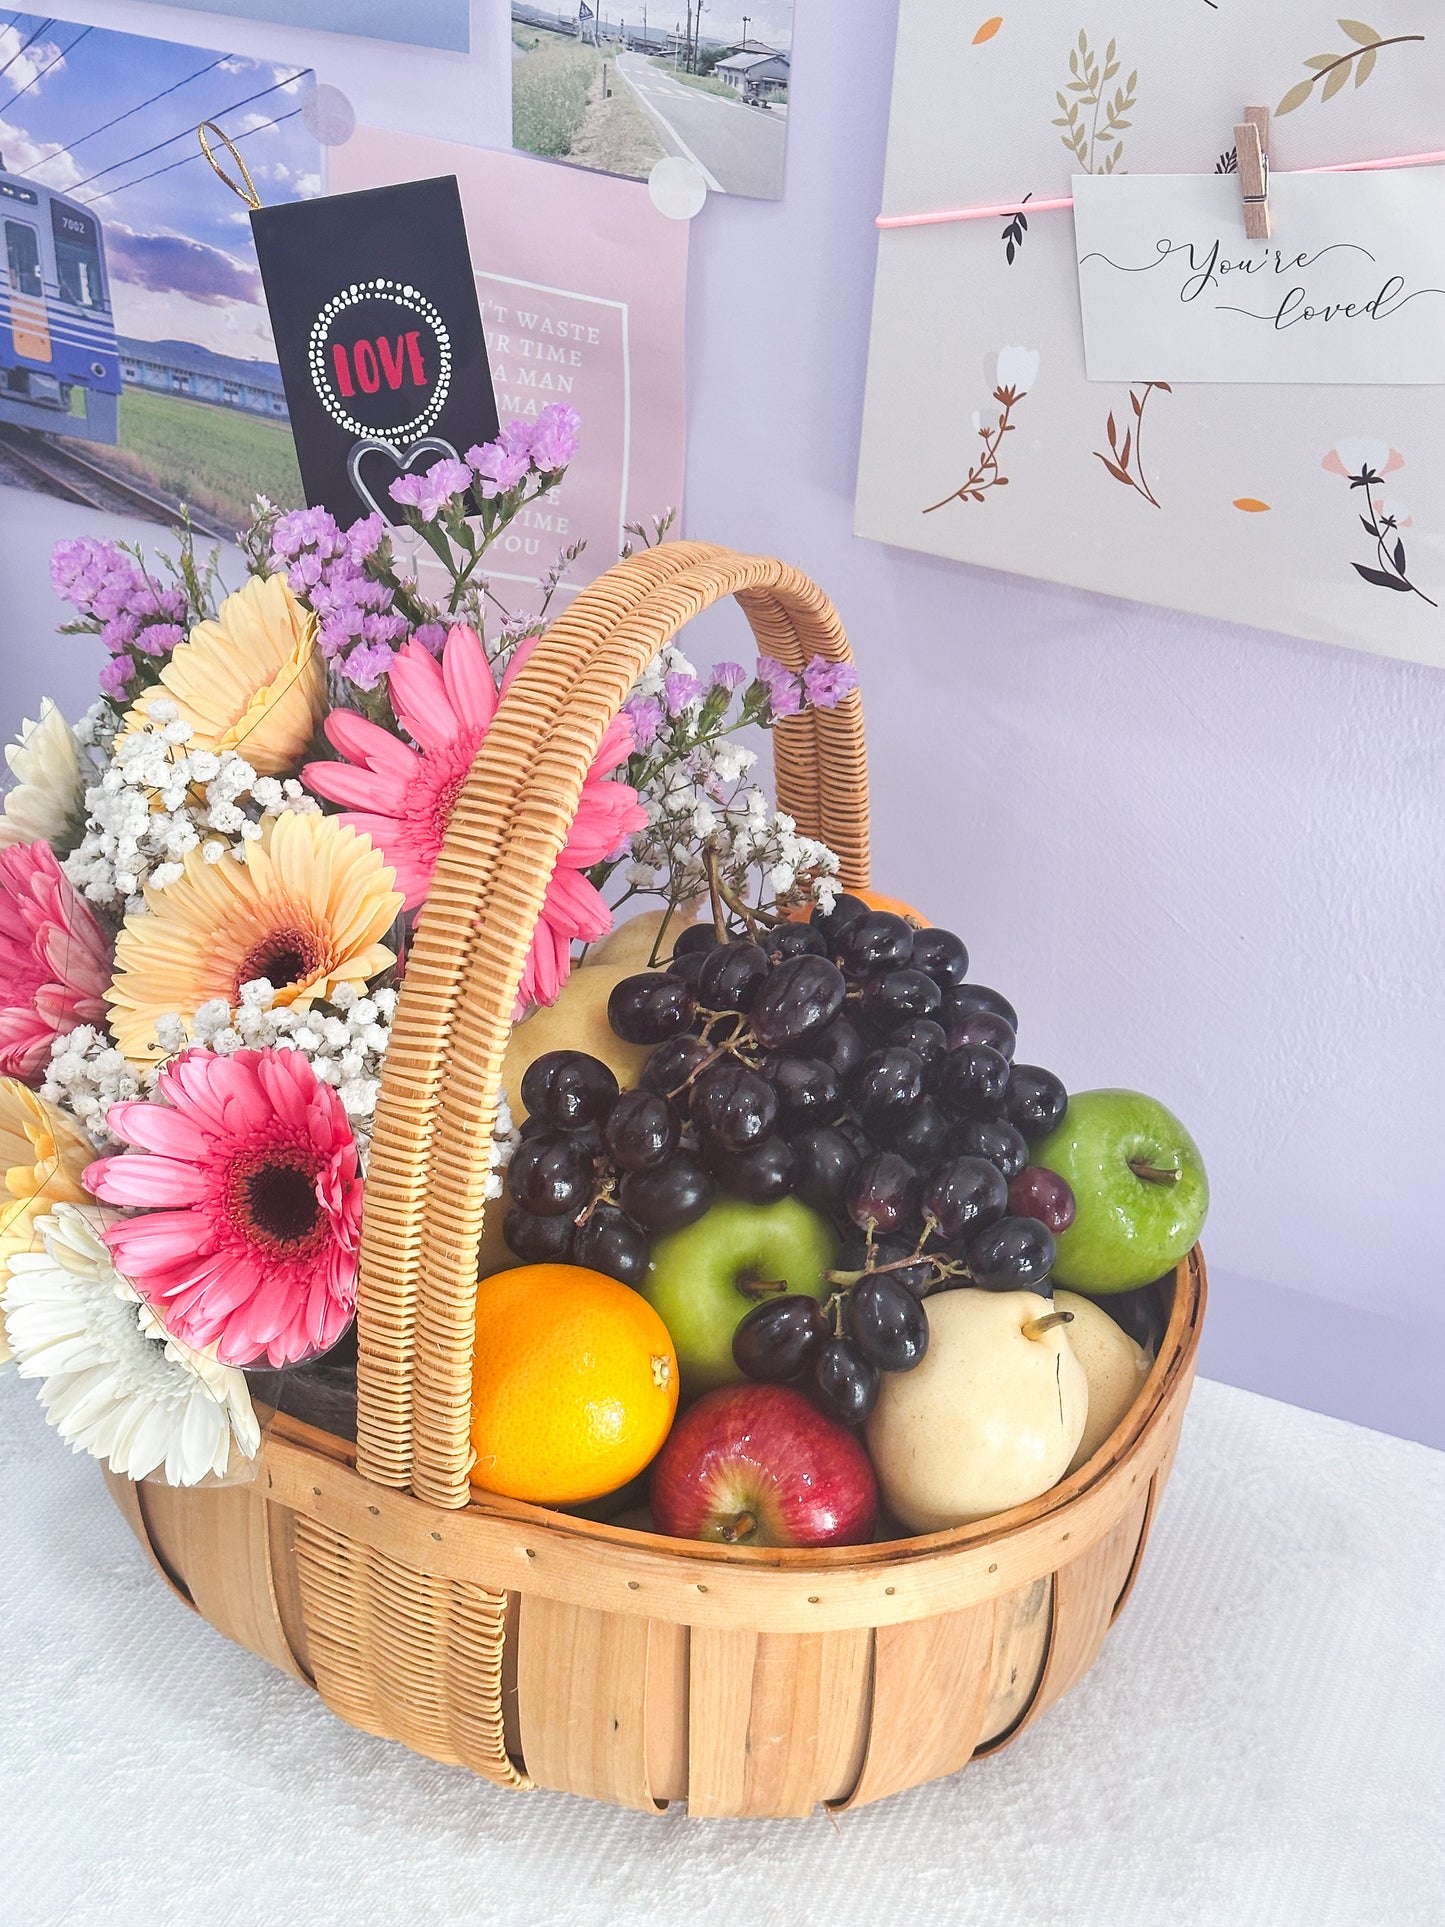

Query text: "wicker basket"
[102, 542, 1205, 1817]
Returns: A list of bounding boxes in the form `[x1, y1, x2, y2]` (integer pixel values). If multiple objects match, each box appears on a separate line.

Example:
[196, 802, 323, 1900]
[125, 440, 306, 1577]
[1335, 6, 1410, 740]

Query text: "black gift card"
[250, 176, 499, 527]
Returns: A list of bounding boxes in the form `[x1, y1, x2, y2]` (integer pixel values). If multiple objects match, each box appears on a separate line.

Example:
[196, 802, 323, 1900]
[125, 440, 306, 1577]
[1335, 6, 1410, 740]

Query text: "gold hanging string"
[197, 121, 261, 210]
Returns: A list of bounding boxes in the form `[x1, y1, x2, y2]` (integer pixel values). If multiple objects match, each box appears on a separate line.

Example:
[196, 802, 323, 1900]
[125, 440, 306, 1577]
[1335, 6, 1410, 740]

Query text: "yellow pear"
[865, 1289, 1088, 1533]
[501, 964, 653, 1123]
[584, 902, 706, 971]
[1055, 1290, 1151, 1473]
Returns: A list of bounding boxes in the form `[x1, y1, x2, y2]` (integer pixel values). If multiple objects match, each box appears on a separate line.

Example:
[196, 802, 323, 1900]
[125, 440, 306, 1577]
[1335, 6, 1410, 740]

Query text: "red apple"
[649, 1383, 877, 1548]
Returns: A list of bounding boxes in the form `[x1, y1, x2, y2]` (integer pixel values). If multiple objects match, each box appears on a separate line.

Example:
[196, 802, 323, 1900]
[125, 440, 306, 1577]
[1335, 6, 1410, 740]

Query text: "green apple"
[1033, 1088, 1208, 1294]
[641, 1196, 836, 1399]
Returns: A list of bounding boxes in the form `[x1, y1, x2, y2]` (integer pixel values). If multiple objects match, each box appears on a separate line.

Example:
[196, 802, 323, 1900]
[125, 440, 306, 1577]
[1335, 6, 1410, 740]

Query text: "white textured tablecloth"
[3, 1372, 1442, 1927]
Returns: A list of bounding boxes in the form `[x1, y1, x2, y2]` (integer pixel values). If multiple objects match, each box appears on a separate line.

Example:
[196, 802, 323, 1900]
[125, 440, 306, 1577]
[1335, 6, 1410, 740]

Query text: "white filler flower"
[5, 1203, 261, 1485]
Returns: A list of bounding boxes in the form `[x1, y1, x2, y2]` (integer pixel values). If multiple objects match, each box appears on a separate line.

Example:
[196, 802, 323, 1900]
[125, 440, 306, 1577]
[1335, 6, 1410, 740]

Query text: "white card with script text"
[1073, 170, 1445, 383]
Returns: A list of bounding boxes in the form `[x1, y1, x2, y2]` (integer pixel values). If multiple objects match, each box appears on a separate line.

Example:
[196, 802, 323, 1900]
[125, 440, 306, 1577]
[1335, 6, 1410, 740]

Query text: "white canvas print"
[855, 5, 1445, 669]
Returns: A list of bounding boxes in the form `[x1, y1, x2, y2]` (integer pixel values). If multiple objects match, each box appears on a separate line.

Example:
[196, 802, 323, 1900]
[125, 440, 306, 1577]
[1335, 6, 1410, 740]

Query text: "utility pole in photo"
[693, 0, 704, 70]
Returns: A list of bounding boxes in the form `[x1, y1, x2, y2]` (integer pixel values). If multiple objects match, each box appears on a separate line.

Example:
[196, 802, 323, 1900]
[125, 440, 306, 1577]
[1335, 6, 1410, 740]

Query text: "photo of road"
[511, 3, 793, 200]
[612, 51, 785, 199]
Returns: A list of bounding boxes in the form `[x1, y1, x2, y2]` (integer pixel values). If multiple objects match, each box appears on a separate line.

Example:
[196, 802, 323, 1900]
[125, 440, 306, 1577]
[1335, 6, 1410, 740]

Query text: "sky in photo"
[0, 12, 320, 364]
[142, 0, 469, 52]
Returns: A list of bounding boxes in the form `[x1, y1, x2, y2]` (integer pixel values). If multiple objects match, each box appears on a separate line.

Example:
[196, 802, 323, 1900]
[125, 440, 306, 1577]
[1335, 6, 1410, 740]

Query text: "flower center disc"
[236, 924, 322, 995]
[227, 1150, 327, 1257]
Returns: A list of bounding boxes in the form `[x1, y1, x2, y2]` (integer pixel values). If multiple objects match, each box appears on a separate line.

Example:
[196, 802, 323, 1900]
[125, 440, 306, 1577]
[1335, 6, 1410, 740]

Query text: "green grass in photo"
[512, 32, 600, 159]
[97, 388, 303, 532]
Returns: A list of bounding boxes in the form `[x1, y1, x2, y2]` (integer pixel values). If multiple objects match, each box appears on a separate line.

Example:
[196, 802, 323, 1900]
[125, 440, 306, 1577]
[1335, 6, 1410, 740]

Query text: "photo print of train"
[0, 12, 321, 534]
[511, 0, 794, 199]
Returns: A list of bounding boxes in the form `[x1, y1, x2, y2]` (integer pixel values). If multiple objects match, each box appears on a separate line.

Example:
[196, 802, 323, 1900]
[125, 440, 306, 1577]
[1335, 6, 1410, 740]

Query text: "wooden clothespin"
[1234, 104, 1271, 239]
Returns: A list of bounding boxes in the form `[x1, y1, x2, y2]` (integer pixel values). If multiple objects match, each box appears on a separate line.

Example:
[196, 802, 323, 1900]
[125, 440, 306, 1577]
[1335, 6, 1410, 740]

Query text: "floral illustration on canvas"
[925, 348, 1038, 511]
[1276, 19, 1425, 115]
[1323, 438, 1437, 606]
[1054, 31, 1137, 175]
[1093, 383, 1171, 510]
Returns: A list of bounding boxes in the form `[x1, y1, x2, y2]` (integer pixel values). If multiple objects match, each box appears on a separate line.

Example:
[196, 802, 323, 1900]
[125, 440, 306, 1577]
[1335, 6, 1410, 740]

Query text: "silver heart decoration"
[347, 435, 462, 520]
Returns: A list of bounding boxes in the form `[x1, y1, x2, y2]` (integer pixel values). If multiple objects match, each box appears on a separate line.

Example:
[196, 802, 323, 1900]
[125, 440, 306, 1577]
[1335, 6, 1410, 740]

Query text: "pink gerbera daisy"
[0, 840, 110, 1082]
[84, 1048, 362, 1369]
[302, 625, 647, 1006]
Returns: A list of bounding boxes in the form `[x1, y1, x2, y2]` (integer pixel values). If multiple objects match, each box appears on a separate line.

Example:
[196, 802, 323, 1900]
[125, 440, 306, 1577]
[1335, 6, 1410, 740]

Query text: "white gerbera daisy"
[5, 1203, 261, 1485]
[0, 698, 84, 849]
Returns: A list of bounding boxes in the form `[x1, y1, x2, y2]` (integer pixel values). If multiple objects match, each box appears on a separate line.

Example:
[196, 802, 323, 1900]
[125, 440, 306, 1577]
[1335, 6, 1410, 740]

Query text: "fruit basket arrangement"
[0, 412, 1206, 1817]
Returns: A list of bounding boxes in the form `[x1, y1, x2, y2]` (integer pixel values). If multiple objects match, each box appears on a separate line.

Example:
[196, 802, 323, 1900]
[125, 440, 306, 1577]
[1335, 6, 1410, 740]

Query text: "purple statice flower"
[390, 457, 473, 522]
[529, 403, 582, 473]
[51, 536, 187, 665]
[754, 655, 802, 719]
[801, 656, 859, 709]
[345, 512, 388, 561]
[340, 639, 397, 691]
[467, 435, 531, 499]
[710, 660, 747, 692]
[270, 506, 346, 565]
[413, 622, 448, 657]
[98, 655, 135, 700]
[133, 622, 184, 657]
[663, 670, 704, 715]
[311, 574, 407, 662]
[624, 694, 664, 750]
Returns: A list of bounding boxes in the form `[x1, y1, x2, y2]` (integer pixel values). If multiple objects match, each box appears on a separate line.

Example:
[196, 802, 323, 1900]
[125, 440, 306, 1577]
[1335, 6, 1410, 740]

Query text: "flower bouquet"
[0, 405, 856, 1487]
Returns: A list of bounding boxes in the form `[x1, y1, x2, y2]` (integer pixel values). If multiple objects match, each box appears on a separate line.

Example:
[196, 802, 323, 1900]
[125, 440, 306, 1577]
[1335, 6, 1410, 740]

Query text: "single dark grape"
[1008, 1166, 1077, 1235]
[519, 1049, 619, 1132]
[832, 911, 914, 980]
[507, 1133, 594, 1217]
[691, 1060, 778, 1152]
[618, 1154, 714, 1233]
[809, 1015, 865, 1083]
[945, 1009, 1017, 1062]
[749, 953, 848, 1050]
[853, 1047, 926, 1134]
[517, 1112, 604, 1157]
[845, 1150, 920, 1236]
[910, 926, 970, 991]
[763, 1053, 840, 1127]
[887, 1094, 951, 1167]
[603, 1089, 680, 1172]
[503, 1202, 576, 1264]
[810, 892, 870, 944]
[835, 1116, 873, 1159]
[936, 1043, 1011, 1120]
[789, 1125, 860, 1215]
[573, 1205, 650, 1287]
[810, 1339, 880, 1426]
[665, 948, 708, 991]
[847, 1272, 929, 1372]
[608, 973, 697, 1045]
[860, 968, 942, 1031]
[697, 940, 770, 1013]
[732, 1294, 830, 1383]
[949, 1116, 1030, 1181]
[1000, 1065, 1069, 1142]
[762, 922, 828, 965]
[889, 1017, 948, 1070]
[965, 1214, 1057, 1292]
[640, 1036, 715, 1112]
[672, 922, 721, 958]
[943, 983, 1020, 1033]
[703, 1134, 796, 1206]
[921, 1155, 1009, 1241]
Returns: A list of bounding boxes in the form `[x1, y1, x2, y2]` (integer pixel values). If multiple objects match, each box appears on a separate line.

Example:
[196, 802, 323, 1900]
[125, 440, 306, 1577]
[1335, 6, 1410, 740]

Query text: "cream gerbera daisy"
[125, 574, 325, 777]
[0, 699, 84, 849]
[5, 1202, 260, 1485]
[0, 1078, 94, 1365]
[106, 810, 403, 1065]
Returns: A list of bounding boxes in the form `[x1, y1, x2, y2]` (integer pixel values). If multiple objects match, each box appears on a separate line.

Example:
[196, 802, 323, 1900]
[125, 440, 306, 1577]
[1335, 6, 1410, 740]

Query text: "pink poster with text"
[330, 130, 688, 598]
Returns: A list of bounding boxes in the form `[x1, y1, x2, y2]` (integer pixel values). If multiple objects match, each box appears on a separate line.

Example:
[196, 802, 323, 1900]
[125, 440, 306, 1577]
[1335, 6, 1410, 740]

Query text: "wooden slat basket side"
[98, 545, 1209, 1818]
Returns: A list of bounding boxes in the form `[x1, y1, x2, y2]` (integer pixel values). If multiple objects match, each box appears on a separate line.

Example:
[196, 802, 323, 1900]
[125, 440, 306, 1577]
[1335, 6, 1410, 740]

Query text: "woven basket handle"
[355, 545, 869, 1504]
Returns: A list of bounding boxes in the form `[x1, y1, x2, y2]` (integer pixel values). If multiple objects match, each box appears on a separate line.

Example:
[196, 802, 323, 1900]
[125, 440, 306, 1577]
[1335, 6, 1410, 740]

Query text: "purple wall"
[2, 0, 1441, 1447]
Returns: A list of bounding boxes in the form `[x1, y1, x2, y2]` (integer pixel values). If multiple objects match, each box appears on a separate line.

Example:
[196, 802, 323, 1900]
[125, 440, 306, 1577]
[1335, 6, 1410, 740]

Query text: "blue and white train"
[0, 164, 121, 444]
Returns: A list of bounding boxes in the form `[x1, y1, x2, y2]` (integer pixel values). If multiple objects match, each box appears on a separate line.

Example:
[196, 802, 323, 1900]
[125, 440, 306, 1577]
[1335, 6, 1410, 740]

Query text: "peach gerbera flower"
[0, 839, 110, 1081]
[0, 1078, 94, 1364]
[302, 625, 646, 1006]
[125, 574, 325, 777]
[85, 1048, 361, 1368]
[105, 812, 403, 1066]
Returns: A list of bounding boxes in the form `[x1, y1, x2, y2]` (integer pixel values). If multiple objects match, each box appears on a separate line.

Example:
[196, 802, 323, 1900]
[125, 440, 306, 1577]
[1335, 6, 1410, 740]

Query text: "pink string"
[876, 149, 1445, 230]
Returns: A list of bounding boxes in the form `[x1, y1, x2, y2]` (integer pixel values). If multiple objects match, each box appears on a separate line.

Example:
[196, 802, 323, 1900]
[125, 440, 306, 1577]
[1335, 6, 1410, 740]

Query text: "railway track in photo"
[0, 423, 228, 542]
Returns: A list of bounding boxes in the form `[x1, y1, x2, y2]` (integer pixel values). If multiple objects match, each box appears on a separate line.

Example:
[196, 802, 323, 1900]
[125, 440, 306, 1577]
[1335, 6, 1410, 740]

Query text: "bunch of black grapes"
[503, 895, 1072, 1428]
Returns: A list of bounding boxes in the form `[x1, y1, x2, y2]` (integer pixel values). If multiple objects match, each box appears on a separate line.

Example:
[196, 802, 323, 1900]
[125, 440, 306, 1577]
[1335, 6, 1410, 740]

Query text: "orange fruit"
[785, 886, 930, 928]
[469, 1264, 678, 1505]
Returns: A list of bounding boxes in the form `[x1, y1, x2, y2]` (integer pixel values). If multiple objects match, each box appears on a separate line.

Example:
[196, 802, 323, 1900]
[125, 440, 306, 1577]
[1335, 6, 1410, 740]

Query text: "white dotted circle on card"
[307, 279, 452, 447]
[648, 155, 708, 221]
